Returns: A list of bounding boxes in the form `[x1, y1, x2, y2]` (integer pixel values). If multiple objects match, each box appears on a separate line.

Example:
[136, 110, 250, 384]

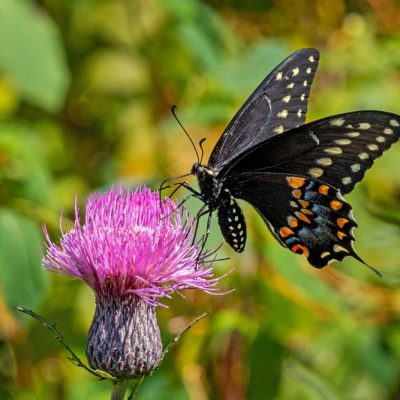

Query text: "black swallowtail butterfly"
[183, 48, 400, 270]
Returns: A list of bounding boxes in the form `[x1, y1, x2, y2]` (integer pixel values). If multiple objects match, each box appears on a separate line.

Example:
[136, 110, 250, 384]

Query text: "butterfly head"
[191, 162, 222, 209]
[191, 162, 219, 178]
[191, 162, 203, 177]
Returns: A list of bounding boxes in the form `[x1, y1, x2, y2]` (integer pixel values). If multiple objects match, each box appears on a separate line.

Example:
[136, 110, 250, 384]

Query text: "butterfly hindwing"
[226, 172, 367, 268]
[209, 48, 320, 170]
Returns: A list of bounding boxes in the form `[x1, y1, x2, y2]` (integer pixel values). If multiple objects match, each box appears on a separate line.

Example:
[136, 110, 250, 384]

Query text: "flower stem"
[15, 307, 104, 379]
[161, 312, 209, 361]
[112, 381, 128, 400]
[127, 378, 144, 400]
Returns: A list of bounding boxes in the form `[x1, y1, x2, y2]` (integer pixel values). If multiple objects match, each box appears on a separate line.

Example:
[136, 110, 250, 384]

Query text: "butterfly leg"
[159, 172, 193, 195]
[159, 177, 199, 198]
[158, 180, 183, 208]
[195, 210, 214, 268]
[159, 181, 203, 221]
[188, 204, 209, 244]
[191, 205, 217, 266]
[161, 194, 195, 222]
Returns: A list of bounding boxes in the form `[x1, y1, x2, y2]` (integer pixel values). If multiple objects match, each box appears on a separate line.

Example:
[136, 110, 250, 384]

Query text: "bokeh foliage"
[1, 0, 400, 399]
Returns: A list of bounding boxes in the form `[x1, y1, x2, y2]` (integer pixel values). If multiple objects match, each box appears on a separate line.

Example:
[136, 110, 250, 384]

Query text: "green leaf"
[216, 40, 290, 94]
[279, 360, 341, 400]
[247, 329, 282, 399]
[0, 209, 49, 310]
[0, 123, 52, 205]
[265, 241, 346, 311]
[0, 0, 70, 111]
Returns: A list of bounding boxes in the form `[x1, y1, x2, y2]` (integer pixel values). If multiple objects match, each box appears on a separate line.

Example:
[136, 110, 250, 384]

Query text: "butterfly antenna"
[199, 138, 206, 164]
[171, 105, 200, 163]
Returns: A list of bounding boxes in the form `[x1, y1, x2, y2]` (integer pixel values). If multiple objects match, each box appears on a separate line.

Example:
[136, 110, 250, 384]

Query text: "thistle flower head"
[42, 185, 218, 306]
[41, 185, 221, 379]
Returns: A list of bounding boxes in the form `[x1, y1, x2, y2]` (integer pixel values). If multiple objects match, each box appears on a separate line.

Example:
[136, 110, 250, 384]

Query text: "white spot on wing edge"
[342, 176, 352, 185]
[282, 95, 291, 103]
[347, 131, 360, 137]
[335, 139, 351, 145]
[277, 110, 288, 118]
[330, 118, 345, 127]
[274, 125, 285, 134]
[276, 71, 283, 80]
[309, 132, 320, 145]
[367, 144, 379, 151]
[308, 167, 324, 178]
[358, 122, 371, 130]
[351, 163, 361, 172]
[316, 157, 332, 166]
[324, 147, 342, 155]
[334, 244, 349, 253]
[292, 67, 300, 76]
[390, 119, 399, 127]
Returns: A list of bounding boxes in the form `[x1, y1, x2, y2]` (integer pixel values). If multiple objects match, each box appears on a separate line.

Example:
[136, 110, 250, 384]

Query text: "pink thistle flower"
[42, 185, 221, 379]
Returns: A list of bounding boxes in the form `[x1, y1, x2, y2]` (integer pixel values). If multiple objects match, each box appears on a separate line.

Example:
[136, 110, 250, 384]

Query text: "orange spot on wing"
[288, 177, 306, 189]
[291, 244, 310, 257]
[337, 218, 349, 228]
[279, 227, 294, 238]
[330, 200, 343, 211]
[298, 199, 310, 208]
[292, 189, 302, 198]
[319, 185, 330, 195]
[337, 231, 347, 240]
[301, 208, 313, 216]
[295, 211, 312, 224]
[288, 217, 298, 228]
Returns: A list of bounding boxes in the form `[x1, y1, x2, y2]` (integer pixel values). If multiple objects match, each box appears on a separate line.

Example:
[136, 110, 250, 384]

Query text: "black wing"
[226, 172, 368, 269]
[208, 48, 320, 170]
[226, 111, 400, 195]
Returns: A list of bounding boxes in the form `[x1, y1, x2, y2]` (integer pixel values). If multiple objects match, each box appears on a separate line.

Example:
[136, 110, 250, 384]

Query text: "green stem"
[112, 382, 128, 400]
[16, 307, 104, 379]
[161, 312, 209, 361]
[127, 378, 144, 400]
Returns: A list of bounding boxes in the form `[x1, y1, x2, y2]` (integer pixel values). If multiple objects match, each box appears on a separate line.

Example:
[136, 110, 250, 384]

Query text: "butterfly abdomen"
[217, 188, 247, 252]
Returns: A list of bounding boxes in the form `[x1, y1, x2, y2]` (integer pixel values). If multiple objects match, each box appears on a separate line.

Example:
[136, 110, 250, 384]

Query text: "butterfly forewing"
[272, 112, 400, 194]
[223, 111, 400, 195]
[209, 48, 320, 170]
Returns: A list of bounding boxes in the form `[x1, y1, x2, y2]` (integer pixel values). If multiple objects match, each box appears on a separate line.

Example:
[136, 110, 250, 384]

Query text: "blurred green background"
[1, 0, 400, 399]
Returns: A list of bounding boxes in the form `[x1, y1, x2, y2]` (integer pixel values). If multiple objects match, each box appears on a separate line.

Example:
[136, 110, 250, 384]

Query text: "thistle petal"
[42, 185, 221, 304]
